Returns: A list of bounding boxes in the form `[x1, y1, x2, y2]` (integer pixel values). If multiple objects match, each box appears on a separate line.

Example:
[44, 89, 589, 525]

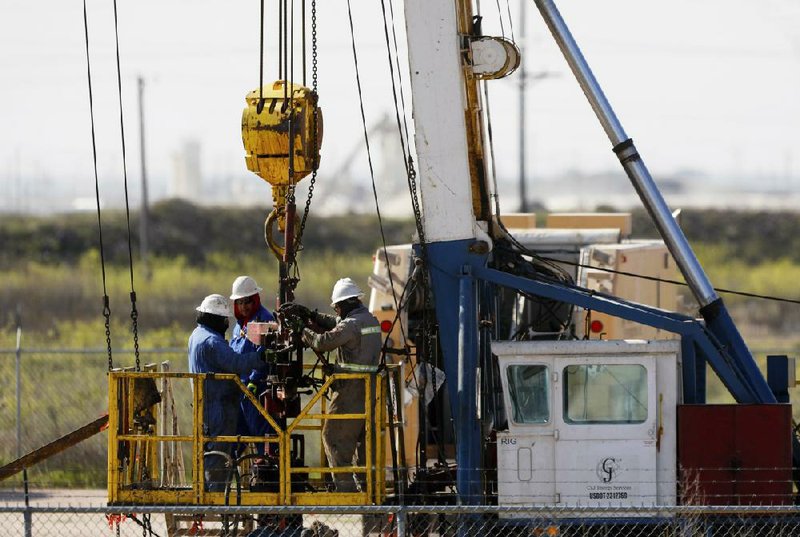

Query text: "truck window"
[506, 365, 550, 424]
[563, 364, 647, 424]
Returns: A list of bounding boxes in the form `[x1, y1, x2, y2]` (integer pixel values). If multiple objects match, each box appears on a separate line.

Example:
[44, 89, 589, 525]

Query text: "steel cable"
[111, 0, 141, 371]
[345, 0, 400, 316]
[380, 0, 431, 316]
[258, 0, 265, 112]
[295, 0, 318, 251]
[82, 0, 113, 371]
[505, 0, 516, 42]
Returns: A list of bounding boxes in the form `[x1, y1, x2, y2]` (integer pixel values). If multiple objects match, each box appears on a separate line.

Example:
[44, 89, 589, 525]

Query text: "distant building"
[170, 140, 202, 202]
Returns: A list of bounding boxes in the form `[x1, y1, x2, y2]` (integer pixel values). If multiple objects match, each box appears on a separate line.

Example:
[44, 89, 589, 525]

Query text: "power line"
[539, 254, 800, 305]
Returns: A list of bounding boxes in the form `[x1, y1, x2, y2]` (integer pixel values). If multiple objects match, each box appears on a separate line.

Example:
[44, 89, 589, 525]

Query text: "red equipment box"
[677, 404, 793, 505]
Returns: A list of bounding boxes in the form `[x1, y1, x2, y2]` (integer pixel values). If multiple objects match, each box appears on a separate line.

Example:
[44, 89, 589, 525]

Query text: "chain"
[131, 293, 141, 371]
[281, 0, 315, 301]
[406, 157, 427, 260]
[407, 156, 426, 248]
[312, 0, 317, 100]
[103, 296, 113, 371]
[296, 0, 317, 250]
[297, 171, 316, 249]
[406, 155, 433, 310]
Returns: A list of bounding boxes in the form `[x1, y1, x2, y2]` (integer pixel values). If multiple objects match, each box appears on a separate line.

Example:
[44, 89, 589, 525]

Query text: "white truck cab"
[494, 339, 681, 510]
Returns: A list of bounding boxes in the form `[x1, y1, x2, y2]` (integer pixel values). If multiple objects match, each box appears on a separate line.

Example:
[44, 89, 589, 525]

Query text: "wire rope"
[111, 0, 141, 370]
[505, 0, 516, 42]
[346, 0, 401, 318]
[283, 0, 288, 102]
[258, 0, 265, 112]
[381, 0, 425, 250]
[380, 0, 430, 304]
[296, 0, 318, 250]
[302, 0, 307, 87]
[494, 0, 506, 38]
[278, 0, 283, 79]
[287, 0, 296, 198]
[381, 0, 410, 171]
[82, 0, 113, 371]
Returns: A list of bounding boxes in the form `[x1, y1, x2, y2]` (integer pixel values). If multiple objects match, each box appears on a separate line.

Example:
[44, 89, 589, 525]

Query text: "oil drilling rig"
[2, 1, 798, 536]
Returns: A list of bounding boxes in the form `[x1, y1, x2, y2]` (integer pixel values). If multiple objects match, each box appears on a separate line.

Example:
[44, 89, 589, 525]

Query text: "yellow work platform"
[107, 369, 398, 506]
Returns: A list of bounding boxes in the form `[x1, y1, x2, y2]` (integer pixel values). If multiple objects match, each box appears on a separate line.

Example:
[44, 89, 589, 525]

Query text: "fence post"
[15, 306, 22, 459]
[396, 506, 406, 537]
[23, 468, 32, 537]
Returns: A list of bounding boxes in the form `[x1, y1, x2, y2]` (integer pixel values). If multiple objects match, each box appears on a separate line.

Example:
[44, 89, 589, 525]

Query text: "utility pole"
[518, 0, 528, 213]
[519, 0, 558, 213]
[15, 306, 22, 460]
[137, 76, 150, 279]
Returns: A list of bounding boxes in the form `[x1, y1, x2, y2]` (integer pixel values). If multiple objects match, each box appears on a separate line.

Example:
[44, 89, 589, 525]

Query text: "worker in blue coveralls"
[229, 275, 278, 458]
[188, 293, 272, 492]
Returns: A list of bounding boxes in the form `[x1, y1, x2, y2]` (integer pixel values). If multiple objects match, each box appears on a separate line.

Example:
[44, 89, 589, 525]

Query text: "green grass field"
[0, 250, 374, 345]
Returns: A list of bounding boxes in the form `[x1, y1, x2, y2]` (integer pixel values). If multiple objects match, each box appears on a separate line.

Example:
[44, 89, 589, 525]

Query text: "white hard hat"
[196, 294, 233, 317]
[330, 277, 364, 307]
[230, 275, 262, 300]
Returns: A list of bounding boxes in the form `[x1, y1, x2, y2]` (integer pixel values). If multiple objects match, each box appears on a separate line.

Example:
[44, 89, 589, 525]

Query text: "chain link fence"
[4, 347, 800, 536]
[2, 504, 800, 537]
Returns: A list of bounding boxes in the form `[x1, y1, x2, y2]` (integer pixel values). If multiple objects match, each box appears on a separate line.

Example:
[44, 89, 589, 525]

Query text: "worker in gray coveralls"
[280, 277, 382, 492]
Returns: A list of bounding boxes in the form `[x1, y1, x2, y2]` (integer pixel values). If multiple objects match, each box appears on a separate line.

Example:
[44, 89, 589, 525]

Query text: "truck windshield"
[506, 364, 550, 424]
[563, 364, 647, 424]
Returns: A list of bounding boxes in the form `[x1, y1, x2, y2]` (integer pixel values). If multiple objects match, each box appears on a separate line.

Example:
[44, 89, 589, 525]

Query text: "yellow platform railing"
[108, 367, 396, 506]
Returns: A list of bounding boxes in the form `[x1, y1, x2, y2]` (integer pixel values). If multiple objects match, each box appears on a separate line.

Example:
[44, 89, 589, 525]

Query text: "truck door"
[553, 355, 657, 506]
[497, 359, 557, 504]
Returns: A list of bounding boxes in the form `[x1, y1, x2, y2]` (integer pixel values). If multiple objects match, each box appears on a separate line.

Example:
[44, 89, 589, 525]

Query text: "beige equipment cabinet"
[367, 245, 420, 470]
[577, 242, 680, 340]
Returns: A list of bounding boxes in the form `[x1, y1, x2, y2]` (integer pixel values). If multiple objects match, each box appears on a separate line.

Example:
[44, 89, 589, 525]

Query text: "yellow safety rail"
[108, 369, 395, 506]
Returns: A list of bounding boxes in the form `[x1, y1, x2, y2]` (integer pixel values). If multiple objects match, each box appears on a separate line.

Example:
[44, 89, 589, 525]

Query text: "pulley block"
[470, 36, 520, 79]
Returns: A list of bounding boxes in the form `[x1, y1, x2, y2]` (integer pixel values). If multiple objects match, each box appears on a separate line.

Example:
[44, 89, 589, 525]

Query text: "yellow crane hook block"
[242, 81, 323, 258]
[242, 80, 322, 186]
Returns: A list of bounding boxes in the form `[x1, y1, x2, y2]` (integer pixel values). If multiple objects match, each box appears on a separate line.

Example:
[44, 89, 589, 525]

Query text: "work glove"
[246, 382, 258, 394]
[279, 302, 313, 321]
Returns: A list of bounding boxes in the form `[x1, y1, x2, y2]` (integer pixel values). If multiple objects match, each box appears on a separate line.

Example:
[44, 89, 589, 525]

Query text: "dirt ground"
[0, 488, 375, 536]
[0, 488, 107, 507]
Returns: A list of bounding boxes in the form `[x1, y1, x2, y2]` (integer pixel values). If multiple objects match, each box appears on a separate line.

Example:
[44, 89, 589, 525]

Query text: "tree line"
[0, 199, 417, 267]
[2, 201, 798, 267]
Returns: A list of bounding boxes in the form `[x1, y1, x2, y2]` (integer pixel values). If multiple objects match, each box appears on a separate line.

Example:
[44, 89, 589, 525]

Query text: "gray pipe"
[532, 0, 718, 307]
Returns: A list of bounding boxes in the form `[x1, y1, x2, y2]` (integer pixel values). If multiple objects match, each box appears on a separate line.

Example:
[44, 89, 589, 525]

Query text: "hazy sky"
[2, 0, 800, 209]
